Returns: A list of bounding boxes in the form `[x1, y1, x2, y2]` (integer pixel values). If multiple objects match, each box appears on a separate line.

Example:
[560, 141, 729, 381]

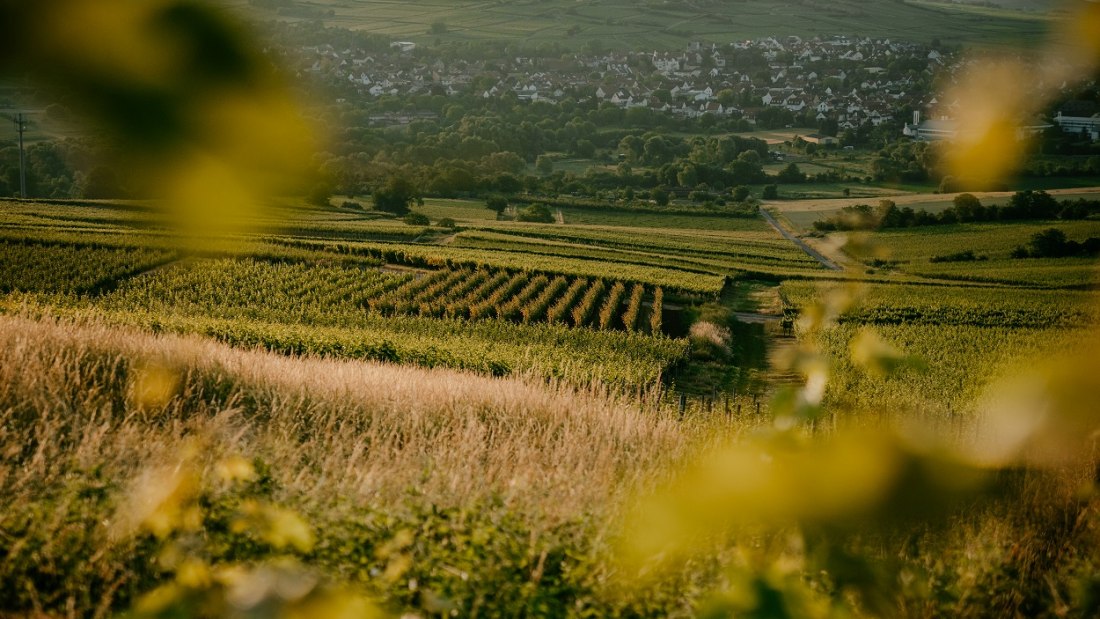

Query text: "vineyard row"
[369, 267, 664, 333]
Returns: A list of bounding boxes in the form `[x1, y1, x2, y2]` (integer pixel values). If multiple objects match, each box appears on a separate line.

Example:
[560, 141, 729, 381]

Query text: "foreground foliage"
[0, 315, 711, 617]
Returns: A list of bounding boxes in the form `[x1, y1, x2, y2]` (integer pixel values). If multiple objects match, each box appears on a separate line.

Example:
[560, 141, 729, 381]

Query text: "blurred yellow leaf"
[216, 455, 257, 484]
[264, 506, 316, 553]
[113, 460, 201, 540]
[972, 335, 1100, 468]
[130, 360, 181, 411]
[850, 328, 926, 377]
[621, 432, 903, 569]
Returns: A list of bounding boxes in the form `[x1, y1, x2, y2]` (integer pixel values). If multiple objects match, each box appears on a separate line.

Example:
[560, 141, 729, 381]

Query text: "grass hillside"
[0, 313, 719, 614]
[228, 0, 1055, 49]
[2, 195, 1099, 616]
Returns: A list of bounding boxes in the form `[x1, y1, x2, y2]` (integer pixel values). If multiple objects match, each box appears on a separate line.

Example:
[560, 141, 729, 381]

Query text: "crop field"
[451, 229, 818, 276]
[229, 0, 1053, 49]
[0, 200, 701, 389]
[0, 239, 176, 293]
[556, 208, 772, 230]
[4, 188, 1100, 617]
[771, 187, 1100, 232]
[269, 236, 728, 294]
[781, 279, 1099, 418]
[19, 255, 686, 389]
[415, 197, 500, 222]
[865, 220, 1100, 287]
[873, 220, 1100, 260]
[9, 1, 1100, 616]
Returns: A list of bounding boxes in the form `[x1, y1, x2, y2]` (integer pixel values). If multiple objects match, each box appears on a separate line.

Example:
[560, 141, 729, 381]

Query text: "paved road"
[759, 209, 842, 271]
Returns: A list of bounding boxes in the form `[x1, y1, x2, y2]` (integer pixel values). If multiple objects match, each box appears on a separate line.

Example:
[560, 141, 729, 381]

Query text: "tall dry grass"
[0, 313, 712, 525]
[0, 313, 739, 615]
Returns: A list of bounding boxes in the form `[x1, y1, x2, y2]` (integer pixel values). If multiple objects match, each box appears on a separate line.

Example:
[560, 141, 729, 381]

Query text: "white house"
[1054, 112, 1100, 141]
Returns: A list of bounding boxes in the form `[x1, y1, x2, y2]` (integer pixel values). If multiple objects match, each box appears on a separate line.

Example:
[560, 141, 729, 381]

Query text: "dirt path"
[760, 209, 842, 271]
[730, 311, 802, 393]
[764, 333, 803, 388]
[732, 311, 781, 324]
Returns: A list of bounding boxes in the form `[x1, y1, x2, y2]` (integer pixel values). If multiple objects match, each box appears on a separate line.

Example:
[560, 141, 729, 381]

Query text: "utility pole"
[2, 109, 40, 199]
[15, 113, 27, 199]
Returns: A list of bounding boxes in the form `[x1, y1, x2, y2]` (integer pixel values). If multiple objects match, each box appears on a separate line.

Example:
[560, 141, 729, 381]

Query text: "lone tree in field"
[373, 176, 418, 215]
[486, 195, 509, 215]
[953, 192, 983, 220]
[517, 203, 554, 223]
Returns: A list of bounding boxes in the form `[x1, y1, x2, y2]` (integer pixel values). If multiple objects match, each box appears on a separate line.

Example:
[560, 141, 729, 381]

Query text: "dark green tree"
[486, 195, 509, 214]
[403, 212, 430, 226]
[517, 203, 554, 223]
[373, 176, 418, 215]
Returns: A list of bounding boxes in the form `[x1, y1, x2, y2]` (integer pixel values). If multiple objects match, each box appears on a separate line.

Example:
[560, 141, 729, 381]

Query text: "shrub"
[517, 204, 554, 223]
[485, 195, 508, 214]
[929, 250, 987, 263]
[403, 212, 430, 226]
[688, 321, 731, 360]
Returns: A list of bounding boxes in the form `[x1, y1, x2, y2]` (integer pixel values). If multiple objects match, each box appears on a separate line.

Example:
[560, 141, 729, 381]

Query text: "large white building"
[902, 111, 958, 141]
[903, 111, 1051, 142]
[1053, 112, 1100, 141]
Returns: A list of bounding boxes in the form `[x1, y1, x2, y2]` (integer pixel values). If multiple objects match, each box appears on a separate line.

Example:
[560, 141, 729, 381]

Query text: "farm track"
[760, 209, 842, 271]
[764, 333, 802, 388]
[732, 311, 782, 324]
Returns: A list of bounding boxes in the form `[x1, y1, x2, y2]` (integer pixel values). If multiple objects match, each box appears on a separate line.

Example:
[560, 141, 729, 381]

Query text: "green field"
[229, 0, 1054, 49]
[4, 191, 1100, 618]
[8, 1, 1100, 616]
[771, 187, 1100, 232]
[0, 198, 729, 389]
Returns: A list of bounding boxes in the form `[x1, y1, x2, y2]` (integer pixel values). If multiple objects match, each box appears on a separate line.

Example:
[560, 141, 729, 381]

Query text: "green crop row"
[24, 300, 687, 391]
[781, 281, 1099, 328]
[365, 266, 664, 332]
[267, 237, 726, 296]
[0, 239, 176, 294]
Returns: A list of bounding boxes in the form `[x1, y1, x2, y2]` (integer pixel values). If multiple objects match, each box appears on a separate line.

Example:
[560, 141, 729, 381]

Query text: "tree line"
[813, 190, 1100, 231]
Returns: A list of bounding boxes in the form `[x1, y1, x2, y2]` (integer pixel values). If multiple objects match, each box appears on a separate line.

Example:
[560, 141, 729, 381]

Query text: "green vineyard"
[368, 267, 663, 331]
[0, 239, 176, 294]
[97, 258, 666, 333]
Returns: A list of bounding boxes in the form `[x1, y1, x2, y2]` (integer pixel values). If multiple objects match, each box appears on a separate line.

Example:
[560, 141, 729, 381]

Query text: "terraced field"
[228, 0, 1053, 49]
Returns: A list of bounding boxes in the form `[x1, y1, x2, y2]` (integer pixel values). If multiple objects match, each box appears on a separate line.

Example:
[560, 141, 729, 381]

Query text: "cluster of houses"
[295, 36, 1100, 141]
[296, 35, 949, 132]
